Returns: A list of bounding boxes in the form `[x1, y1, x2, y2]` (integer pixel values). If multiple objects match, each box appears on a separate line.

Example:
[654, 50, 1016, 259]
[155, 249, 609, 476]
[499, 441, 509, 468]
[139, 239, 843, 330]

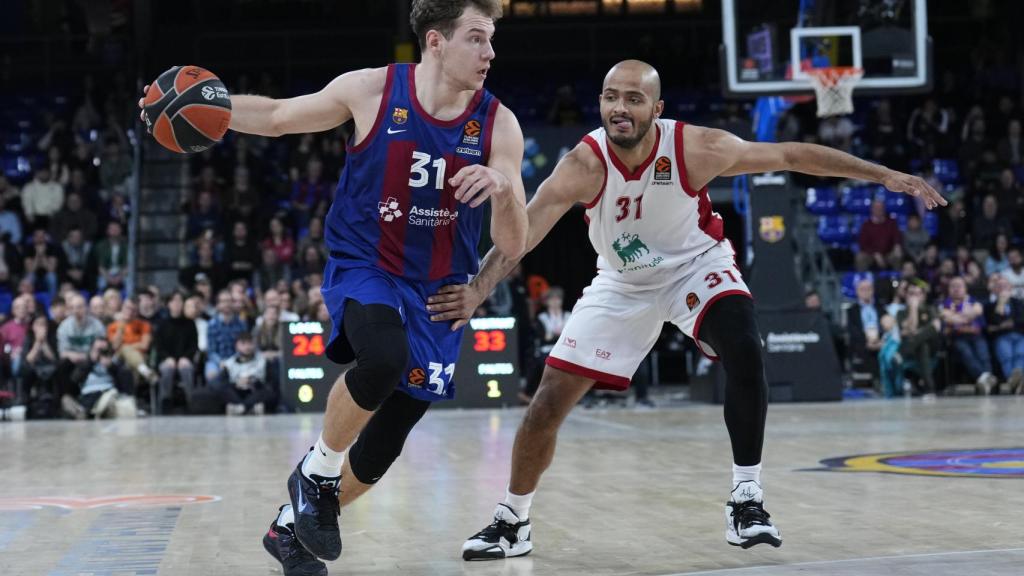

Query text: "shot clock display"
[280, 318, 519, 412]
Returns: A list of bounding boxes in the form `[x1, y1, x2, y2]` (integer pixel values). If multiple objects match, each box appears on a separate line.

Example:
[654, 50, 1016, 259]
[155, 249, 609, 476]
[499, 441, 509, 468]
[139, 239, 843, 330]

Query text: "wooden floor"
[2, 395, 1023, 576]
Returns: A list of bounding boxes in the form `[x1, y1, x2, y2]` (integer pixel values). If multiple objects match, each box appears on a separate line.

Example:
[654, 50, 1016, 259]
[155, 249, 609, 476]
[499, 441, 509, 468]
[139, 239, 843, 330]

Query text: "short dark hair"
[410, 0, 502, 50]
[235, 332, 253, 344]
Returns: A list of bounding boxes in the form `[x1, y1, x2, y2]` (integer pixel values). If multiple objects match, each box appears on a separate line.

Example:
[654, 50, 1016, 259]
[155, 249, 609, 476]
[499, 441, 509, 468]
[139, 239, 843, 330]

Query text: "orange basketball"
[142, 65, 232, 154]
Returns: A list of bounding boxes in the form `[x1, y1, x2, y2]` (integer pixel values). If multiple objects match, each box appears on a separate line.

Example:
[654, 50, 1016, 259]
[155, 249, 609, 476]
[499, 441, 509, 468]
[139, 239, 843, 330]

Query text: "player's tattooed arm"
[686, 126, 947, 210]
[428, 142, 603, 329]
[451, 105, 529, 260]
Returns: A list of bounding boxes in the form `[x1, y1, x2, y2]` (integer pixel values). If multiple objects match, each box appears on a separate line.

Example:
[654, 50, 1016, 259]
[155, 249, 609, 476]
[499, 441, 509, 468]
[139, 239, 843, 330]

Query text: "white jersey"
[581, 119, 727, 289]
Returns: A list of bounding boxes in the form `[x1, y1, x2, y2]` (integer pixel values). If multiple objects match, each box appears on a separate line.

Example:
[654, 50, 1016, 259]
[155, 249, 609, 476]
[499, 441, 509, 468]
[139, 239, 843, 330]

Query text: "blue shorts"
[321, 257, 466, 402]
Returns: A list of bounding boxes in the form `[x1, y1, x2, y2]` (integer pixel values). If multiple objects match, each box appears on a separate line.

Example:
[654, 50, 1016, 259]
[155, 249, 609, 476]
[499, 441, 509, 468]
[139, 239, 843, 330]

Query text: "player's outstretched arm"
[450, 105, 529, 260]
[688, 126, 948, 210]
[428, 142, 605, 329]
[137, 67, 383, 138]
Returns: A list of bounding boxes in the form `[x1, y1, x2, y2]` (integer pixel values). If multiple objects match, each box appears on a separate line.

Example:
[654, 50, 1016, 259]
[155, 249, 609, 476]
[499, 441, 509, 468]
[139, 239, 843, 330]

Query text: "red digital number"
[292, 335, 325, 356]
[473, 330, 507, 352]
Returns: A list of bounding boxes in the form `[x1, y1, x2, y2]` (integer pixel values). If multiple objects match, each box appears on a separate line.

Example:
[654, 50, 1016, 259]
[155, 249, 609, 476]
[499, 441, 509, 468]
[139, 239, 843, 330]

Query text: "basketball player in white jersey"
[428, 60, 946, 558]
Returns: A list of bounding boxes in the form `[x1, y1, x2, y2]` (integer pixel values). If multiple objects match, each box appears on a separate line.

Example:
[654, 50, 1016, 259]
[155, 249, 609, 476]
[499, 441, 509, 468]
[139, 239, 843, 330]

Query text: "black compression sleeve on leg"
[342, 301, 410, 412]
[697, 295, 767, 466]
[348, 391, 431, 484]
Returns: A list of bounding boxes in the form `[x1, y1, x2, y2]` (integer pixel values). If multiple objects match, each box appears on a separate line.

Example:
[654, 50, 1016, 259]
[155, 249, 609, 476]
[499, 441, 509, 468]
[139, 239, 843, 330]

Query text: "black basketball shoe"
[725, 481, 782, 549]
[262, 512, 328, 576]
[288, 455, 342, 560]
[462, 503, 533, 560]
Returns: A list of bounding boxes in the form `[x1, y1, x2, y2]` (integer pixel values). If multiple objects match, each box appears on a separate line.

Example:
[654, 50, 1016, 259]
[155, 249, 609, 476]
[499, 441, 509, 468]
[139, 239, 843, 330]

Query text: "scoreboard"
[281, 317, 519, 412]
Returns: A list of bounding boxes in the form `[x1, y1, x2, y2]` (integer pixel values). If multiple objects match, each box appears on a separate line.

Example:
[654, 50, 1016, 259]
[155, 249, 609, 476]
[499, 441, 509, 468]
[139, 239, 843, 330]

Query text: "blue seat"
[841, 185, 876, 215]
[0, 292, 12, 316]
[932, 158, 960, 185]
[923, 212, 939, 237]
[818, 215, 851, 246]
[35, 292, 52, 313]
[806, 187, 839, 216]
[884, 190, 914, 216]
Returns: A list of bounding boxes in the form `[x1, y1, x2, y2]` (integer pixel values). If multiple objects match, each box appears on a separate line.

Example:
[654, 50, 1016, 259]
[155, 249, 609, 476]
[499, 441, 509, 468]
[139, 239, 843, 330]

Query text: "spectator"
[996, 118, 1021, 166]
[847, 278, 887, 369]
[941, 277, 998, 393]
[1004, 247, 1024, 299]
[985, 233, 1011, 276]
[180, 240, 225, 293]
[66, 167, 99, 209]
[937, 198, 970, 252]
[48, 191, 97, 242]
[49, 295, 67, 327]
[224, 221, 259, 285]
[906, 98, 951, 159]
[985, 274, 1024, 394]
[972, 195, 1013, 251]
[154, 291, 198, 409]
[225, 165, 259, 230]
[23, 228, 59, 296]
[229, 280, 257, 324]
[902, 213, 930, 262]
[105, 192, 130, 230]
[0, 234, 22, 291]
[546, 84, 582, 126]
[262, 216, 295, 266]
[60, 227, 93, 289]
[218, 332, 269, 416]
[184, 295, 209, 355]
[19, 314, 59, 405]
[524, 287, 571, 401]
[895, 282, 942, 396]
[21, 165, 64, 226]
[253, 303, 283, 404]
[817, 115, 855, 152]
[965, 260, 988, 302]
[296, 216, 325, 257]
[136, 289, 161, 324]
[107, 298, 158, 385]
[858, 199, 902, 269]
[256, 289, 300, 328]
[56, 294, 107, 403]
[101, 287, 123, 325]
[865, 99, 906, 168]
[45, 145, 70, 186]
[186, 190, 222, 240]
[959, 116, 993, 185]
[0, 294, 32, 378]
[98, 137, 132, 198]
[290, 156, 329, 229]
[69, 140, 100, 192]
[205, 289, 248, 383]
[95, 220, 127, 290]
[993, 169, 1023, 233]
[67, 337, 131, 420]
[0, 195, 23, 245]
[88, 295, 106, 321]
[296, 244, 325, 279]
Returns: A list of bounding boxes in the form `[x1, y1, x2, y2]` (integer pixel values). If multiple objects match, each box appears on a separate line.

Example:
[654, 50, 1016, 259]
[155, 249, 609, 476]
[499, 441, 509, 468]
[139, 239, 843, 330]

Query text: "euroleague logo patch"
[462, 120, 481, 146]
[811, 448, 1024, 478]
[654, 156, 672, 181]
[408, 368, 426, 387]
[685, 292, 700, 311]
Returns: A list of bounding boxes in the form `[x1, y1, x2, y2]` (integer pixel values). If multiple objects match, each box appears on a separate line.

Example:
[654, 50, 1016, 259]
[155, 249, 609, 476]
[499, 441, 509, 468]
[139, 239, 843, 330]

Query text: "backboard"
[721, 0, 931, 96]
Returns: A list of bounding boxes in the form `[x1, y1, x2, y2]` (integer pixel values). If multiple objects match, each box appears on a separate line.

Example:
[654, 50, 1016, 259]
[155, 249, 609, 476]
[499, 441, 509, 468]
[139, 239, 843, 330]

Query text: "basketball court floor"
[2, 396, 1023, 576]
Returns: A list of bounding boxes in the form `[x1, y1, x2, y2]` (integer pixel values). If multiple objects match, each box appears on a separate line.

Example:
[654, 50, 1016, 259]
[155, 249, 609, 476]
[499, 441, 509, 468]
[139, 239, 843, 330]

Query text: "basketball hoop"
[806, 67, 863, 118]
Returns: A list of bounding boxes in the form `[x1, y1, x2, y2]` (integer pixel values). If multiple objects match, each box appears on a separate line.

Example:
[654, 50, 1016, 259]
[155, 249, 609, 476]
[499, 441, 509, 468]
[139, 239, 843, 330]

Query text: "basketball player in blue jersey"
[428, 60, 946, 561]
[139, 1, 525, 573]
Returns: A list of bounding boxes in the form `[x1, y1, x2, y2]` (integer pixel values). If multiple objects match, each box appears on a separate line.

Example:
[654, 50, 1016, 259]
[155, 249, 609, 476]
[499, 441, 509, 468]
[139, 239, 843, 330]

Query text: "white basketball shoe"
[462, 503, 532, 560]
[725, 481, 782, 549]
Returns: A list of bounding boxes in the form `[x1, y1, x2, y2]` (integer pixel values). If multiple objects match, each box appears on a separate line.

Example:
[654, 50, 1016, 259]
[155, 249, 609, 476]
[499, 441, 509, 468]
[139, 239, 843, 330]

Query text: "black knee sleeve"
[698, 295, 768, 466]
[343, 301, 410, 411]
[348, 391, 430, 484]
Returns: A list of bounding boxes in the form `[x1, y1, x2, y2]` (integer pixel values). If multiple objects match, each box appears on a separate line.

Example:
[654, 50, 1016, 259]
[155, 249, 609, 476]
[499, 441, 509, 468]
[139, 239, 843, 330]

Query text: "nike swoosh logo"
[387, 128, 407, 134]
[319, 447, 327, 457]
[296, 488, 309, 513]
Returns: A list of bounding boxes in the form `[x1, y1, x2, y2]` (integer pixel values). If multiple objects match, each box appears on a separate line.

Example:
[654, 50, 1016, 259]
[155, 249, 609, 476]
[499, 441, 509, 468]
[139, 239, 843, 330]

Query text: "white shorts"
[546, 242, 751, 390]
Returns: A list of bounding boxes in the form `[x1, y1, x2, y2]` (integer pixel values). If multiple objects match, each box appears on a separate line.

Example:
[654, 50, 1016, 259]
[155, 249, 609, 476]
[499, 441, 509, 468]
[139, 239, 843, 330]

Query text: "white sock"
[732, 463, 762, 488]
[276, 504, 295, 528]
[504, 487, 535, 520]
[301, 433, 344, 479]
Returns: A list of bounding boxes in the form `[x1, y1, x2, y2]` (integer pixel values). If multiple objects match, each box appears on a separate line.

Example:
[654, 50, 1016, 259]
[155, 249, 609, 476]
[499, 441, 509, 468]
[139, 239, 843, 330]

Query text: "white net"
[807, 67, 863, 118]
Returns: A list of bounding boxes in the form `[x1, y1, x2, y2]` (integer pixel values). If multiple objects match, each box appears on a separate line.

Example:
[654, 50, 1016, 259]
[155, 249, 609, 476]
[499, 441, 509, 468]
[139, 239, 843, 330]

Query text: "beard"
[604, 114, 655, 149]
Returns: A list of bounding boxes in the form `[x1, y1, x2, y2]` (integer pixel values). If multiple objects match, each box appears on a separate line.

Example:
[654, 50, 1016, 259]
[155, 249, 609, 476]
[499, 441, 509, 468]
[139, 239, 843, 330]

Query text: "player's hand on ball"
[449, 165, 510, 208]
[427, 283, 487, 330]
[137, 84, 150, 128]
[881, 171, 947, 210]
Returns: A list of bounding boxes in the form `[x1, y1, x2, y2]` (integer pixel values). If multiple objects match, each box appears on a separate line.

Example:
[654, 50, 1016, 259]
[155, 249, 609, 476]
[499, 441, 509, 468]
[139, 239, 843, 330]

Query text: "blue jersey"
[325, 63, 500, 283]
